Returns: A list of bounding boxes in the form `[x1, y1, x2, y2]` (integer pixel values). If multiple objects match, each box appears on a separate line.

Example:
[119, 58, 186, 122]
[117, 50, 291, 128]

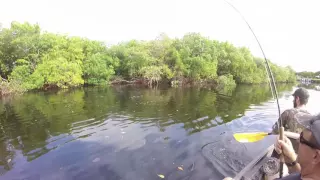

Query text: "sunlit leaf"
[157, 174, 165, 178]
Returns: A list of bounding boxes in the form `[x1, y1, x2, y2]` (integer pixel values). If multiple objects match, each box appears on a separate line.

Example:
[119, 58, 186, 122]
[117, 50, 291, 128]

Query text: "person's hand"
[274, 136, 297, 163]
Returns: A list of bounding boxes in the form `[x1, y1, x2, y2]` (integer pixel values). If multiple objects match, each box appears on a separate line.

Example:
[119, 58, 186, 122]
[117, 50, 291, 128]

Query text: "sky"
[1, 0, 319, 72]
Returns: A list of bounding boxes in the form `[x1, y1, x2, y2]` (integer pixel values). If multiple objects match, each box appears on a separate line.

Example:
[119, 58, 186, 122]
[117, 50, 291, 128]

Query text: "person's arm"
[272, 111, 288, 134]
[275, 136, 301, 174]
[285, 154, 301, 173]
[272, 121, 279, 134]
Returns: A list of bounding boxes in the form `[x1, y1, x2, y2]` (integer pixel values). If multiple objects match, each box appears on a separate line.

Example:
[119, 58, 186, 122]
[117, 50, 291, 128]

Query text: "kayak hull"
[202, 133, 293, 180]
[232, 144, 289, 180]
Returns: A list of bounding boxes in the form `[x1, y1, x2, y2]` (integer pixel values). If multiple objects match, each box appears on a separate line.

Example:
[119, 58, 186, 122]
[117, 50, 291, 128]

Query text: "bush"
[0, 78, 25, 96]
[83, 54, 116, 85]
[31, 57, 84, 89]
[216, 74, 237, 90]
[140, 66, 163, 86]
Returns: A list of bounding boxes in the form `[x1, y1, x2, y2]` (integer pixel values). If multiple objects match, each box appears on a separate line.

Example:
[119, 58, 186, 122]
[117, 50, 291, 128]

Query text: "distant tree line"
[296, 71, 320, 78]
[0, 22, 296, 95]
[296, 71, 320, 84]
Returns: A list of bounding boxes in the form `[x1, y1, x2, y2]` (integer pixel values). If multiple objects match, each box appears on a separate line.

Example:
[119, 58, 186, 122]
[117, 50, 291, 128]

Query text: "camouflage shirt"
[272, 108, 311, 152]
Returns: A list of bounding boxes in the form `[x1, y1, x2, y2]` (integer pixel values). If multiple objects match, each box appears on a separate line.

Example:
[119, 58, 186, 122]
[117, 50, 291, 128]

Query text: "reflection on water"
[0, 84, 303, 179]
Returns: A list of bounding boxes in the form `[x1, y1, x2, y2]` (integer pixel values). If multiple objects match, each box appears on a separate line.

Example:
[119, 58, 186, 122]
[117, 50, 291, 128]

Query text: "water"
[0, 84, 319, 180]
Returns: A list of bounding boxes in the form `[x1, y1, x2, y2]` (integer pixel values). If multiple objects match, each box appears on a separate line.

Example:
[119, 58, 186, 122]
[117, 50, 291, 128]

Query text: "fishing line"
[223, 0, 284, 178]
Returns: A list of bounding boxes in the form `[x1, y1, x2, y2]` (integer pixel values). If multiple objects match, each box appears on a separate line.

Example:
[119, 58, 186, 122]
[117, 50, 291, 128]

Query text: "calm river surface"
[0, 84, 319, 180]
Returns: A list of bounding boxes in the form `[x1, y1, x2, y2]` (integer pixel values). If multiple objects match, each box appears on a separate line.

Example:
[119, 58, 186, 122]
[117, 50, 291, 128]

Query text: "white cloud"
[1, 0, 319, 72]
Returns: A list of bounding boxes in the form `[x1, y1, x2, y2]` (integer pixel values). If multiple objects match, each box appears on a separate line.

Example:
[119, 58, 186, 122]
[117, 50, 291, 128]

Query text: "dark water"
[0, 84, 318, 180]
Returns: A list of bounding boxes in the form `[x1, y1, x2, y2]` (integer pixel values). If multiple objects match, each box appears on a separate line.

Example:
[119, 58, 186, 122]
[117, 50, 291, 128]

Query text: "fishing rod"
[224, 0, 285, 178]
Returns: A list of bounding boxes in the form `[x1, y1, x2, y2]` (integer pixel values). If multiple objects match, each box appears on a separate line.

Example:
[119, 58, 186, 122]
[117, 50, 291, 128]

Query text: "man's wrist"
[285, 153, 297, 164]
[285, 160, 297, 167]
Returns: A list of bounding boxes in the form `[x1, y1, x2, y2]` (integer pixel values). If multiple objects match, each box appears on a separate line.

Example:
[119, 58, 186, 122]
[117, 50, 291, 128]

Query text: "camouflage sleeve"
[272, 121, 279, 134]
[272, 110, 288, 134]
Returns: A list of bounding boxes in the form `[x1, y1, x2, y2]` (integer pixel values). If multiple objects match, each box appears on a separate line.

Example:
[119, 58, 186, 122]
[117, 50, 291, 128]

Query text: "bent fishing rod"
[224, 0, 285, 178]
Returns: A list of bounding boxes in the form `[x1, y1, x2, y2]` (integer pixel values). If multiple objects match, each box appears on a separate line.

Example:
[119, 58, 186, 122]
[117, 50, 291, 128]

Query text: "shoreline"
[1, 77, 297, 98]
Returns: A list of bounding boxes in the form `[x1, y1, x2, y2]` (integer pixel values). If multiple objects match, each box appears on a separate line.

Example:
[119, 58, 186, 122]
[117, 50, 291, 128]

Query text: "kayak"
[233, 131, 301, 180]
[232, 144, 285, 180]
[231, 137, 295, 180]
[202, 133, 290, 180]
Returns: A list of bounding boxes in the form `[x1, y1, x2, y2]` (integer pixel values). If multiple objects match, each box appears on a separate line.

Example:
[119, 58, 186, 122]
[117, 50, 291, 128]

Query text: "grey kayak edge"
[233, 144, 275, 180]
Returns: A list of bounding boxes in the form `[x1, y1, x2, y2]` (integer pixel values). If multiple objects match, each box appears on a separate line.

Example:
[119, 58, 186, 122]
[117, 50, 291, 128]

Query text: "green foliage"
[216, 74, 237, 95]
[0, 21, 296, 95]
[31, 55, 84, 88]
[174, 33, 219, 80]
[216, 74, 236, 89]
[0, 22, 41, 77]
[0, 78, 25, 96]
[140, 65, 173, 86]
[83, 53, 116, 85]
[141, 66, 163, 85]
[1, 22, 118, 92]
[270, 63, 297, 83]
[9, 61, 31, 83]
[218, 44, 263, 84]
[297, 71, 320, 79]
